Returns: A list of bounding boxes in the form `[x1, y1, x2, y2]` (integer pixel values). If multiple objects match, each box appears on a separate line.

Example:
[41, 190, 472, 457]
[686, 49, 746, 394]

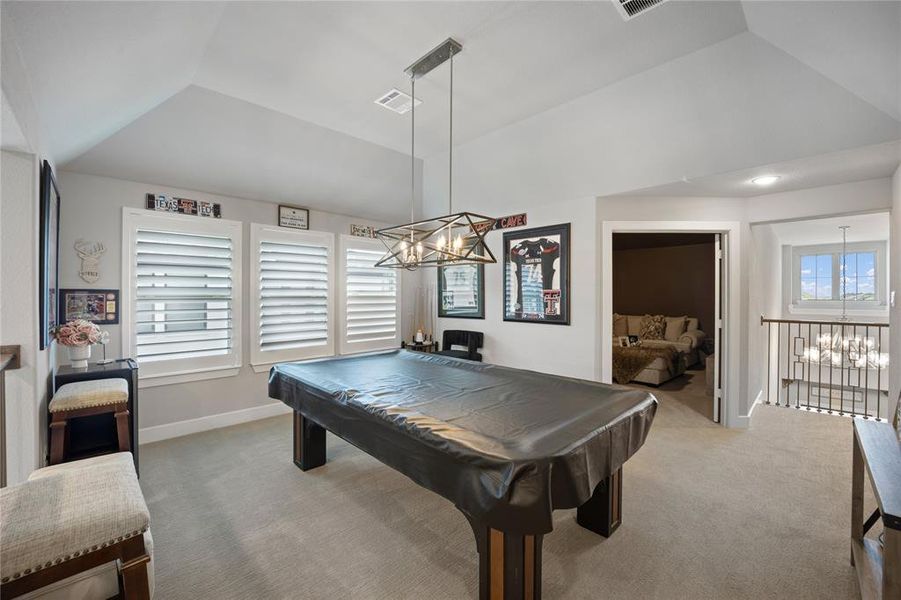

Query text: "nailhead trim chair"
[49, 378, 130, 465]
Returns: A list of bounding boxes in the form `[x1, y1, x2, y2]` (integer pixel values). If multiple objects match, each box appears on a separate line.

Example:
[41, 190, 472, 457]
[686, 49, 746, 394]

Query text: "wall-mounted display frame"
[59, 289, 119, 325]
[146, 193, 221, 218]
[438, 264, 485, 319]
[39, 160, 61, 349]
[503, 223, 570, 325]
[279, 205, 310, 230]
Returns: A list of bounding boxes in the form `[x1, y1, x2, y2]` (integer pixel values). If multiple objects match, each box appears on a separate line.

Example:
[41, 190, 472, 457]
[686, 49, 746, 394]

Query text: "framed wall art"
[279, 205, 309, 230]
[59, 289, 119, 325]
[438, 263, 484, 319]
[39, 160, 61, 349]
[503, 223, 570, 325]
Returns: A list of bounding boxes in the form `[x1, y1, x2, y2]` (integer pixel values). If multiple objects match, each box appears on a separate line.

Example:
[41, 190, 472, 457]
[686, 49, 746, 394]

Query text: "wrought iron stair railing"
[760, 317, 890, 420]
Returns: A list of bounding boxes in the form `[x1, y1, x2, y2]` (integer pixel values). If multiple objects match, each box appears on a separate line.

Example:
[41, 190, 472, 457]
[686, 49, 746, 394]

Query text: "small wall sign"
[279, 205, 310, 230]
[350, 224, 377, 238]
[494, 213, 527, 230]
[146, 193, 221, 218]
[74, 239, 105, 284]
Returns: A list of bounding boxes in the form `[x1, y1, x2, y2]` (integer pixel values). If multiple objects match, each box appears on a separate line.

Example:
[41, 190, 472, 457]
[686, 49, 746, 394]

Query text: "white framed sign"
[278, 205, 310, 230]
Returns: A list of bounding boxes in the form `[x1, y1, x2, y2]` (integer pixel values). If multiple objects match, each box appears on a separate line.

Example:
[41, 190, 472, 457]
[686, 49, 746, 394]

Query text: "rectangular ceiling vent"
[613, 0, 669, 21]
[374, 88, 421, 115]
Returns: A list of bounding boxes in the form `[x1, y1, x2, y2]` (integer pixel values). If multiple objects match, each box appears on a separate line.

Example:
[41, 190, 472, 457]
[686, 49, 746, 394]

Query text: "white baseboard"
[731, 390, 764, 428]
[139, 402, 292, 445]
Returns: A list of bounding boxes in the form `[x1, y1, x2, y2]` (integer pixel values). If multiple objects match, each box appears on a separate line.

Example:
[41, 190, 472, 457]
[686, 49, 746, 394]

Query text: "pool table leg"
[576, 467, 622, 537]
[293, 410, 326, 471]
[468, 518, 543, 600]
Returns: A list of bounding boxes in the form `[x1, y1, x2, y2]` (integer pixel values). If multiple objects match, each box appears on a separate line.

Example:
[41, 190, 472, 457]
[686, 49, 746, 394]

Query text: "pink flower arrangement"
[54, 319, 103, 347]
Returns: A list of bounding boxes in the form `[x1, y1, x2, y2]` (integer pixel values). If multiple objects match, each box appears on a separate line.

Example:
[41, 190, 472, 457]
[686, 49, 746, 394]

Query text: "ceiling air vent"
[613, 0, 669, 21]
[374, 88, 421, 115]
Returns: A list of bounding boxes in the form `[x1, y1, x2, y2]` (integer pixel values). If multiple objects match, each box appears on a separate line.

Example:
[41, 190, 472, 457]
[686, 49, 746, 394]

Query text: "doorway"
[600, 220, 740, 427]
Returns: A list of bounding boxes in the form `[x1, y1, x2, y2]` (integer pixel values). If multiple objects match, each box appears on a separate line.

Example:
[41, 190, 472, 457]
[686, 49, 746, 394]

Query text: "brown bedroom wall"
[612, 241, 716, 334]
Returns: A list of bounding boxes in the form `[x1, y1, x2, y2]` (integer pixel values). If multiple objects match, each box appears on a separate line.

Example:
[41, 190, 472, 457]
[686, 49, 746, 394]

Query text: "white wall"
[746, 178, 893, 223]
[891, 166, 901, 428]
[56, 171, 420, 435]
[748, 223, 784, 408]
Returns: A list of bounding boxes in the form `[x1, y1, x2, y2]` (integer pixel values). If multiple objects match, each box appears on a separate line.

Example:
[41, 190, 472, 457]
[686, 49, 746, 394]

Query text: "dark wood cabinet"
[53, 359, 139, 475]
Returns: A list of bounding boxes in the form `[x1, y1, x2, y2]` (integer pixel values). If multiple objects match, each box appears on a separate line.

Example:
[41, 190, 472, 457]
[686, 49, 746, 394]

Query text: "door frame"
[599, 220, 742, 428]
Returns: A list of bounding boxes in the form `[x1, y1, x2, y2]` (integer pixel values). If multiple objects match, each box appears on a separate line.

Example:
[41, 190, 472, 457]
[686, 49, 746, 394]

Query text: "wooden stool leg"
[49, 415, 67, 465]
[576, 467, 623, 537]
[119, 536, 151, 600]
[115, 404, 131, 452]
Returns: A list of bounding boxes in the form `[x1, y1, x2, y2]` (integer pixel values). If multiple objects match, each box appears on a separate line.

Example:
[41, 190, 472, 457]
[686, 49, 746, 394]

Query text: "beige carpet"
[140, 372, 870, 599]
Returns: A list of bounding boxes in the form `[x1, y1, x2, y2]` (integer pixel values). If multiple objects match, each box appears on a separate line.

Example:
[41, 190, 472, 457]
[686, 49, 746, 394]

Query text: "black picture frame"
[437, 264, 485, 319]
[39, 160, 61, 349]
[278, 204, 310, 230]
[503, 223, 570, 325]
[59, 289, 120, 325]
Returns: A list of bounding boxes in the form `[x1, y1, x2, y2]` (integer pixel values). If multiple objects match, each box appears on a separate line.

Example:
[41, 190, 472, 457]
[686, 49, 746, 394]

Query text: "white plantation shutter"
[250, 225, 335, 365]
[340, 236, 401, 354]
[123, 209, 242, 381]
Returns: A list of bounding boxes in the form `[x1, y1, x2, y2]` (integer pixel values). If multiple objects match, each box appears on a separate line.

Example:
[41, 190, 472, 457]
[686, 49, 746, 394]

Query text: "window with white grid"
[122, 209, 242, 382]
[250, 225, 335, 367]
[339, 235, 401, 354]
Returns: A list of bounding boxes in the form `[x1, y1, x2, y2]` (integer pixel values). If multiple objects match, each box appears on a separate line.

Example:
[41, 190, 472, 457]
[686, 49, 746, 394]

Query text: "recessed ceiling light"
[374, 88, 421, 115]
[751, 175, 781, 186]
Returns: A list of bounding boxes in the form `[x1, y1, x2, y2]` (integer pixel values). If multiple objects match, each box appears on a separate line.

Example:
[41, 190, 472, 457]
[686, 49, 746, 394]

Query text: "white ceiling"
[2, 1, 900, 220]
[616, 141, 901, 198]
[767, 211, 891, 246]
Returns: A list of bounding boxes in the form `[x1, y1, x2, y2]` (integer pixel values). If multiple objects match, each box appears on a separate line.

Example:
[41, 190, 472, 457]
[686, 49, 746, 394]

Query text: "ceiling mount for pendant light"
[375, 38, 497, 269]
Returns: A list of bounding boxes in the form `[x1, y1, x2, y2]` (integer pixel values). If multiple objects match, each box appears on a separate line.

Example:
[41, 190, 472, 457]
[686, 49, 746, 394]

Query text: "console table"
[54, 359, 139, 475]
[851, 419, 900, 599]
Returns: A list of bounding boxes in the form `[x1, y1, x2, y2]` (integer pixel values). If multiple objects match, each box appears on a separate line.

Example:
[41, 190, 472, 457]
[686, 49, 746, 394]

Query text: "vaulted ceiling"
[2, 1, 899, 220]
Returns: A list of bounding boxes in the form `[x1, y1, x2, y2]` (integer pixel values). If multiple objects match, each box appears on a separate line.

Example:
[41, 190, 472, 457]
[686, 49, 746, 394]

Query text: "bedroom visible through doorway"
[610, 233, 721, 422]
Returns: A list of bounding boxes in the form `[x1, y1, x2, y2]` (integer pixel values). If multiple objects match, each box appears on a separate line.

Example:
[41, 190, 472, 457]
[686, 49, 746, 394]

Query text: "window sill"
[138, 366, 241, 388]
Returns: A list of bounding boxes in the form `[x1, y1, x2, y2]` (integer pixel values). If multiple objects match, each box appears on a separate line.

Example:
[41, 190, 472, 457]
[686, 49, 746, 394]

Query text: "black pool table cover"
[269, 350, 657, 534]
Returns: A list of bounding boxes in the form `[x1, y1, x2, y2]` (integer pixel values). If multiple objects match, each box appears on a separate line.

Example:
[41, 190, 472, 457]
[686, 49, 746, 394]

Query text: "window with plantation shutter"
[122, 209, 243, 383]
[250, 225, 335, 367]
[339, 235, 401, 354]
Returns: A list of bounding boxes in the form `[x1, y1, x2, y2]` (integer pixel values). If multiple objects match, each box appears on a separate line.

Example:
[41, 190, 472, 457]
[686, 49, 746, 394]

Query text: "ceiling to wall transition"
[766, 212, 891, 246]
[2, 1, 899, 220]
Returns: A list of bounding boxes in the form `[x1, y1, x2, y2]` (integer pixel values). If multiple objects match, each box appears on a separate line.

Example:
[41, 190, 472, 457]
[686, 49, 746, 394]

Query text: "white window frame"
[789, 241, 888, 314]
[338, 235, 402, 355]
[250, 224, 335, 371]
[122, 208, 243, 386]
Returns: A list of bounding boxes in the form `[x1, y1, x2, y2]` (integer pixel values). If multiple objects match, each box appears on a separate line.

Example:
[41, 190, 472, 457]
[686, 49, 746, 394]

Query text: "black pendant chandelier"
[375, 38, 497, 269]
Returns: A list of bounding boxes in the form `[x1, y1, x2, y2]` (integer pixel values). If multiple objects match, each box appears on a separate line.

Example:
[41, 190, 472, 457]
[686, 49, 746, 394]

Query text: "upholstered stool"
[0, 452, 153, 599]
[49, 379, 130, 465]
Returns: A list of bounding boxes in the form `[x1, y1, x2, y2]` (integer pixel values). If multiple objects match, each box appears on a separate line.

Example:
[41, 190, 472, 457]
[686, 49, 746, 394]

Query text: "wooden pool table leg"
[467, 518, 543, 600]
[576, 467, 622, 537]
[293, 410, 326, 471]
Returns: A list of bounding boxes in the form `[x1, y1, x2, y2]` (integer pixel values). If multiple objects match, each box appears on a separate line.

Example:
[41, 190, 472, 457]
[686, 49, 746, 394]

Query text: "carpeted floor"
[140, 371, 869, 599]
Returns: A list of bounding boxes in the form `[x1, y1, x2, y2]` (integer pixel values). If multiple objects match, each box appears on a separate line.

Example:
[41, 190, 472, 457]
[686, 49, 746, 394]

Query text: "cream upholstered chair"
[0, 453, 153, 599]
[49, 379, 130, 465]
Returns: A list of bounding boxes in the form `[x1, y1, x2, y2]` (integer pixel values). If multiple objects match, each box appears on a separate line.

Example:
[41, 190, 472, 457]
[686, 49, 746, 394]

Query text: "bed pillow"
[664, 316, 687, 342]
[613, 313, 628, 337]
[626, 315, 643, 336]
[639, 315, 666, 340]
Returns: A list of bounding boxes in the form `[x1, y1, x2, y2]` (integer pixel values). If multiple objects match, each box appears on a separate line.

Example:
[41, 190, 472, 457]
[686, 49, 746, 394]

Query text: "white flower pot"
[68, 345, 91, 369]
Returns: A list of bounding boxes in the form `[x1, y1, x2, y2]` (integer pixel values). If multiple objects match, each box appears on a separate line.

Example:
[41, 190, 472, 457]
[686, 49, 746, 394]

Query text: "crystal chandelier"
[375, 39, 496, 269]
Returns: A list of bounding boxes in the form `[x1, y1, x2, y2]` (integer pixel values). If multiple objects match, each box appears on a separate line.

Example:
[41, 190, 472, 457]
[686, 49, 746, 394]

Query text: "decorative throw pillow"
[626, 315, 643, 336]
[613, 313, 628, 337]
[639, 315, 666, 340]
[664, 316, 687, 342]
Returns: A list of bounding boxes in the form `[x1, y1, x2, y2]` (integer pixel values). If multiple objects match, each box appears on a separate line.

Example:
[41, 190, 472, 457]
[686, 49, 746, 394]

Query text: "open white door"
[713, 234, 724, 423]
